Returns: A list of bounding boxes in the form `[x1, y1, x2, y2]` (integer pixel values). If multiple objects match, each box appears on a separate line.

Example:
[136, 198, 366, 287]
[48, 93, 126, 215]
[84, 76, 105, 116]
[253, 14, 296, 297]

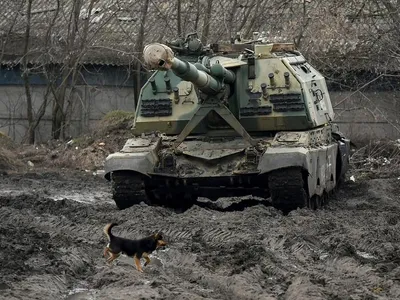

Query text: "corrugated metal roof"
[0, 0, 396, 71]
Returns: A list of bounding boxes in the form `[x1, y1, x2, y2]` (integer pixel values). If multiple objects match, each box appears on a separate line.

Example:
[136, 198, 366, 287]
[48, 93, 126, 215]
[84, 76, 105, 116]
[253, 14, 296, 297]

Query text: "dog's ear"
[154, 231, 163, 240]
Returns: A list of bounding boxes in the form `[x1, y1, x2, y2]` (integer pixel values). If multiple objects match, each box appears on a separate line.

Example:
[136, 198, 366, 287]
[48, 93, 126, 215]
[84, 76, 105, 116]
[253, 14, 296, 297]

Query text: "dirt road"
[1, 170, 400, 300]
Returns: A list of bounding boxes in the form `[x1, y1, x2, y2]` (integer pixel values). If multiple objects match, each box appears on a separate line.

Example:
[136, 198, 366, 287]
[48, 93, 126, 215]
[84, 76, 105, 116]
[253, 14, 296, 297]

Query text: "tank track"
[111, 171, 148, 210]
[145, 188, 197, 212]
[111, 171, 196, 211]
[268, 167, 336, 214]
[268, 167, 309, 214]
[111, 167, 336, 212]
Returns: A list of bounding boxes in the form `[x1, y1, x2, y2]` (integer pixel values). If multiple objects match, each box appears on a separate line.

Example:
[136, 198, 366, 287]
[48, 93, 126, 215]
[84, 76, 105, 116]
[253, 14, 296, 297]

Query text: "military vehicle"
[104, 32, 350, 213]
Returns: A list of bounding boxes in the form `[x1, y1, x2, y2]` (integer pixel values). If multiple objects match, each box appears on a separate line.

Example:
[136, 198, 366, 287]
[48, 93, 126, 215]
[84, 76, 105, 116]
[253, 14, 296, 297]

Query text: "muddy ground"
[1, 168, 400, 300]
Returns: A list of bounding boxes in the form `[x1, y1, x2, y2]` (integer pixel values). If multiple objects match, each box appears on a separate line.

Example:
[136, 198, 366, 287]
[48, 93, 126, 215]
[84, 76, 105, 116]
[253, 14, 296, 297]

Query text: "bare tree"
[2, 0, 400, 144]
[21, 0, 35, 144]
[49, 0, 84, 140]
[236, 0, 257, 34]
[293, 0, 313, 48]
[44, 0, 118, 140]
[194, 0, 201, 32]
[201, 0, 213, 44]
[177, 0, 182, 37]
[0, 0, 24, 65]
[226, 0, 238, 39]
[133, 0, 150, 105]
[243, 0, 266, 39]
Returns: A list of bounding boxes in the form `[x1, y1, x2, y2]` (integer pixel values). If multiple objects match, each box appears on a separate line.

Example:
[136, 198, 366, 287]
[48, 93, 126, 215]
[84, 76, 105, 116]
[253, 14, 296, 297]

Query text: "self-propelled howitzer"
[104, 33, 351, 213]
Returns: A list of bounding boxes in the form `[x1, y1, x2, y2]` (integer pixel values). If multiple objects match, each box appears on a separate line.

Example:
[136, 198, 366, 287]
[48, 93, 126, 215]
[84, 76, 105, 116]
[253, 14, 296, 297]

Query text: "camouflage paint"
[133, 42, 331, 134]
[104, 34, 351, 202]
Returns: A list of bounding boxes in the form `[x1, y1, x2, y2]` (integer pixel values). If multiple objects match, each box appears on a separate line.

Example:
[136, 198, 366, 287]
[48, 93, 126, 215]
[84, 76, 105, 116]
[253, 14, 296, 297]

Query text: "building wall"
[0, 84, 136, 142]
[0, 64, 139, 143]
[0, 70, 399, 143]
[330, 91, 400, 143]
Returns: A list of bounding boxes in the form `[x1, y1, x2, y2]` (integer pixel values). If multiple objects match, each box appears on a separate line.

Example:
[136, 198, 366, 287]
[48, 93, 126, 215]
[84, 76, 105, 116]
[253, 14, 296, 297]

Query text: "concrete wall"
[330, 91, 400, 143]
[0, 84, 399, 144]
[0, 85, 136, 142]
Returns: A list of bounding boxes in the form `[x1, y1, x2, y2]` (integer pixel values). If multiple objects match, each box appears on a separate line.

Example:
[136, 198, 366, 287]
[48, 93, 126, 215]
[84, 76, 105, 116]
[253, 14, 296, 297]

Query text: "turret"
[143, 43, 235, 96]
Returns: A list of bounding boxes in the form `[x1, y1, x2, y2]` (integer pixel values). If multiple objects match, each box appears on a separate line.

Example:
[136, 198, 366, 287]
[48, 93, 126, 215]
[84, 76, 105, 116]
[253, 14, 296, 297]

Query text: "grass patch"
[0, 131, 16, 151]
[350, 139, 400, 179]
[98, 110, 135, 132]
[0, 133, 23, 171]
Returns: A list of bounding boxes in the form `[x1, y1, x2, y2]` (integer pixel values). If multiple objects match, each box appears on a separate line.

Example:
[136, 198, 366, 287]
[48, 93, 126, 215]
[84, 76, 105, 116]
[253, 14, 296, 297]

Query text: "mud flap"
[336, 138, 351, 183]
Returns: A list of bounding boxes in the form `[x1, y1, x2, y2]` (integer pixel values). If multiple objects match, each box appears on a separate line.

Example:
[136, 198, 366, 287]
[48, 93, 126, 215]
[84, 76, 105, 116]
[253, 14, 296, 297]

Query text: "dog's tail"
[103, 223, 118, 242]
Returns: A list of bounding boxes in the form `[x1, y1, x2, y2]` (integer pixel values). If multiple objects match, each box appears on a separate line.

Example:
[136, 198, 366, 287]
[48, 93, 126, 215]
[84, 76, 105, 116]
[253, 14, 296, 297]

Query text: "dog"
[103, 223, 167, 272]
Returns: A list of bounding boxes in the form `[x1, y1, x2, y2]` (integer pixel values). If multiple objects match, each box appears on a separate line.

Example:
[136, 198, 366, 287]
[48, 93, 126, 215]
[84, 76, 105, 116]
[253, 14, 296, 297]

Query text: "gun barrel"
[143, 43, 235, 95]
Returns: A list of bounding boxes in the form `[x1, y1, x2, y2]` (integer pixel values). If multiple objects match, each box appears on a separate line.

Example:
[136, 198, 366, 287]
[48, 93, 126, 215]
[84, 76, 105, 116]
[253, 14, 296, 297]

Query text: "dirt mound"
[12, 110, 136, 172]
[51, 110, 135, 171]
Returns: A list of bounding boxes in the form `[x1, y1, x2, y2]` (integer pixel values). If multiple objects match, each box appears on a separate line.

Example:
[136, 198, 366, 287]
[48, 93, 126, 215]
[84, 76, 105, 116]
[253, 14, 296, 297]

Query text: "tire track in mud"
[0, 196, 105, 246]
[160, 228, 193, 241]
[0, 206, 99, 276]
[152, 248, 273, 300]
[3, 174, 400, 299]
[199, 227, 239, 248]
[96, 205, 276, 299]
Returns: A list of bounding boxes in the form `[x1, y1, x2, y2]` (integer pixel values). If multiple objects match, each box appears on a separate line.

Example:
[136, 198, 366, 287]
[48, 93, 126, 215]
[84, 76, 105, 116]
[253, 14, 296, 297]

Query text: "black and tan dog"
[103, 223, 167, 272]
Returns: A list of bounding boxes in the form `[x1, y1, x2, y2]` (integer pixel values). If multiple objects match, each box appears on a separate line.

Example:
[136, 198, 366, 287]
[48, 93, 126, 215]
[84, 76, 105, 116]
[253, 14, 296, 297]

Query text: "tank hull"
[104, 125, 350, 213]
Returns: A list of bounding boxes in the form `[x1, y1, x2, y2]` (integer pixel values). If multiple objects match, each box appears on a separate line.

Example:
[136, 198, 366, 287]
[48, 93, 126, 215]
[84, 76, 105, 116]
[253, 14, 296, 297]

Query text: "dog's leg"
[143, 252, 151, 266]
[134, 254, 144, 273]
[103, 247, 111, 259]
[106, 252, 120, 264]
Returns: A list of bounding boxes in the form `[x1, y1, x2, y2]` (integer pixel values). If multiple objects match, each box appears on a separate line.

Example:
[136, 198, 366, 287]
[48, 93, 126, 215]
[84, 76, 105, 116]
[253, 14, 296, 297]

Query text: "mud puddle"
[1, 171, 400, 299]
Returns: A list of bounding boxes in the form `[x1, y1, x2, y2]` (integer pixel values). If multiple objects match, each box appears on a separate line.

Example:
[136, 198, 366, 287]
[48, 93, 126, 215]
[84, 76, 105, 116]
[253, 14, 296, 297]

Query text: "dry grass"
[34, 110, 136, 171]
[0, 133, 24, 171]
[0, 148, 22, 171]
[350, 139, 400, 179]
[0, 110, 136, 172]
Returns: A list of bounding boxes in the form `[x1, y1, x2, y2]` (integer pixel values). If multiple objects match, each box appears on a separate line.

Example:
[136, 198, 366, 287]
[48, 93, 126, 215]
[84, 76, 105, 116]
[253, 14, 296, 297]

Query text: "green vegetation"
[99, 110, 136, 131]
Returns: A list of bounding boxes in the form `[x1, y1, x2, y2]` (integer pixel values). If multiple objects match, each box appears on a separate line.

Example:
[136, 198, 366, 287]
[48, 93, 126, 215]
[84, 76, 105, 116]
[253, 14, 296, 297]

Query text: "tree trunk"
[133, 0, 150, 107]
[177, 0, 182, 37]
[51, 0, 82, 140]
[52, 71, 68, 140]
[243, 0, 263, 39]
[227, 0, 238, 39]
[237, 0, 255, 33]
[194, 0, 201, 31]
[22, 0, 34, 144]
[201, 0, 213, 44]
[294, 0, 311, 48]
[23, 76, 34, 144]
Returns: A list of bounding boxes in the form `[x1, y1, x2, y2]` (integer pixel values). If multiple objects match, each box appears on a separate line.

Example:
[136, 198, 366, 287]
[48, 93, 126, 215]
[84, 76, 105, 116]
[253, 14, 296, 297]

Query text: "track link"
[145, 187, 197, 212]
[268, 167, 309, 214]
[111, 171, 147, 210]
